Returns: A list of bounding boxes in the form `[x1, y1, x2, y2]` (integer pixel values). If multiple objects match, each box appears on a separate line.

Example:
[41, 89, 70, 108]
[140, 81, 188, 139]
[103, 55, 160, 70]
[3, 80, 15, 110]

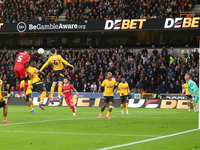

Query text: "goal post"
[199, 39, 200, 129]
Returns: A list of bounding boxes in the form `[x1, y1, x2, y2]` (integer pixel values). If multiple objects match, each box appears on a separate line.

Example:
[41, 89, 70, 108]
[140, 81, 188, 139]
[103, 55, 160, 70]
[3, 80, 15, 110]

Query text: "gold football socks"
[50, 86, 55, 98]
[58, 85, 62, 97]
[107, 111, 111, 116]
[121, 104, 124, 110]
[126, 103, 128, 112]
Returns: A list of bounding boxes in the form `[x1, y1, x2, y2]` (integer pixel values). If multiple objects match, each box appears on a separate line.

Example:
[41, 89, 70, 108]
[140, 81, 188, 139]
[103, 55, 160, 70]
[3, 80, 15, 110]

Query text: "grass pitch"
[0, 106, 199, 150]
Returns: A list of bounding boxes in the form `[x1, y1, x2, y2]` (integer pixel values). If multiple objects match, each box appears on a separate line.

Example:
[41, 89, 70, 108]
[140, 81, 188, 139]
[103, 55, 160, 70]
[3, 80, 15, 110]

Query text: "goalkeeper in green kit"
[185, 73, 199, 113]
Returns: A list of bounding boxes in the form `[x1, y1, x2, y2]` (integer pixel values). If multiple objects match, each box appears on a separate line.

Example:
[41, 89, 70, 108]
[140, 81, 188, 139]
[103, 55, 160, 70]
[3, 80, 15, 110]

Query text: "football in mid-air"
[38, 48, 44, 54]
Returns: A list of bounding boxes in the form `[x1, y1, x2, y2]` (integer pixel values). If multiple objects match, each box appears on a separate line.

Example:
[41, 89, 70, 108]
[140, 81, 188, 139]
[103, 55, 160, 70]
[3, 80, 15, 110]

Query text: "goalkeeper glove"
[191, 96, 195, 103]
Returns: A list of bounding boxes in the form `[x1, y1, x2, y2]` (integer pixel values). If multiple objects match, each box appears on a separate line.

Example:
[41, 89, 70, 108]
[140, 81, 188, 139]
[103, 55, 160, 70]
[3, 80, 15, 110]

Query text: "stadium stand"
[0, 48, 199, 94]
[64, 0, 195, 21]
[0, 0, 63, 23]
[0, 0, 197, 23]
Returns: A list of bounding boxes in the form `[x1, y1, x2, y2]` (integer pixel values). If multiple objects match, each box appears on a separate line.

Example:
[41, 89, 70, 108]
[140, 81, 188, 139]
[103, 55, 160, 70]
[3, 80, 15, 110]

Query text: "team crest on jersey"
[190, 84, 193, 87]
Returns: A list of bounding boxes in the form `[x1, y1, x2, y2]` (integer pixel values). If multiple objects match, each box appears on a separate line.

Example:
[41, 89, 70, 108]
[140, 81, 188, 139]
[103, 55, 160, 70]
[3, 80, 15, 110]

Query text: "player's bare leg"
[29, 98, 35, 113]
[191, 98, 196, 112]
[98, 102, 107, 119]
[74, 105, 77, 112]
[4, 98, 8, 104]
[39, 90, 46, 110]
[69, 103, 76, 116]
[3, 104, 9, 123]
[58, 81, 63, 102]
[106, 101, 114, 119]
[196, 106, 199, 113]
[27, 98, 35, 114]
[27, 101, 31, 109]
[125, 100, 129, 115]
[16, 77, 22, 98]
[121, 102, 124, 114]
[50, 82, 57, 104]
[187, 100, 191, 112]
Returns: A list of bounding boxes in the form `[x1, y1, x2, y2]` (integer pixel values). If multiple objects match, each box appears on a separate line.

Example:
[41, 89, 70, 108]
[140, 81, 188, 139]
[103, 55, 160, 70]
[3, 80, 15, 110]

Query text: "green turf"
[0, 106, 199, 150]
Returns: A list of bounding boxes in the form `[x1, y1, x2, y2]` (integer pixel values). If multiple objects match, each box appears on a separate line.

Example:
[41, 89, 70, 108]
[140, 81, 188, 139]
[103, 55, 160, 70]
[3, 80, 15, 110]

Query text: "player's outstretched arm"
[60, 58, 74, 69]
[37, 70, 45, 75]
[98, 85, 102, 93]
[25, 62, 29, 69]
[73, 87, 79, 96]
[98, 80, 105, 92]
[117, 84, 121, 95]
[181, 88, 185, 95]
[114, 81, 118, 94]
[40, 59, 50, 71]
[127, 86, 130, 95]
[62, 93, 66, 98]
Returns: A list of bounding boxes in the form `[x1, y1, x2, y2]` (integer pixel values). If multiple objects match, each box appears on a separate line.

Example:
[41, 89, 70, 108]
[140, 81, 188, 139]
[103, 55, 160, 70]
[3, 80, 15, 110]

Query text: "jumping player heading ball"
[40, 48, 74, 103]
[14, 50, 31, 99]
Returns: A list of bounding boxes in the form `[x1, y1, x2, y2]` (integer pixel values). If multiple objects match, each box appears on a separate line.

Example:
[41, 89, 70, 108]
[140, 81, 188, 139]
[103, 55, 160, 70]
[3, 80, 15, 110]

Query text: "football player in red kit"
[14, 51, 31, 98]
[62, 78, 79, 116]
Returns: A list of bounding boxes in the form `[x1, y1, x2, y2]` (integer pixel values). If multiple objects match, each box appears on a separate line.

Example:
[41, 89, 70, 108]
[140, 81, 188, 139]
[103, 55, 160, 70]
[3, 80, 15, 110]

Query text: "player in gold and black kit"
[118, 77, 130, 115]
[40, 48, 74, 102]
[98, 72, 117, 119]
[26, 61, 47, 110]
[0, 79, 9, 123]
[20, 80, 35, 114]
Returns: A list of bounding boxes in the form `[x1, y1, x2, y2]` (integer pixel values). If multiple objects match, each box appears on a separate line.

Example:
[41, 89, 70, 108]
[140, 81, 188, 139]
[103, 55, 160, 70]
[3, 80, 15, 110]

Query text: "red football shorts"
[14, 65, 27, 78]
[65, 97, 73, 106]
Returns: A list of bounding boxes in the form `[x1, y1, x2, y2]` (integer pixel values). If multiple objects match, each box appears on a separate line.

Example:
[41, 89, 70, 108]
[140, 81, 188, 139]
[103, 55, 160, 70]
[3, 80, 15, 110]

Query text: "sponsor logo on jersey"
[64, 90, 71, 92]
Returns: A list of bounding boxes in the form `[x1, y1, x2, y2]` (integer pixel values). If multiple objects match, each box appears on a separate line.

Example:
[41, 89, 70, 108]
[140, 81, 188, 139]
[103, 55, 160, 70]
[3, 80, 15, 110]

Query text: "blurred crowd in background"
[0, 47, 199, 94]
[0, 0, 197, 23]
[65, 0, 195, 21]
[0, 0, 63, 23]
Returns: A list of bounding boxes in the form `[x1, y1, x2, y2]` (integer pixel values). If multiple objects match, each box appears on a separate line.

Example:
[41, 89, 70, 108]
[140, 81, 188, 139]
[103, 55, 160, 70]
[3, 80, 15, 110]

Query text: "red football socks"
[71, 106, 75, 113]
[24, 81, 28, 96]
[17, 83, 21, 96]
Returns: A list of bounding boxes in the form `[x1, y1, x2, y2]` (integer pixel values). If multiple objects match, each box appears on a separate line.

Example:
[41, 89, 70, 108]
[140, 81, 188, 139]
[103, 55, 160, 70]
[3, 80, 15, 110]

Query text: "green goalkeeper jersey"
[188, 80, 199, 98]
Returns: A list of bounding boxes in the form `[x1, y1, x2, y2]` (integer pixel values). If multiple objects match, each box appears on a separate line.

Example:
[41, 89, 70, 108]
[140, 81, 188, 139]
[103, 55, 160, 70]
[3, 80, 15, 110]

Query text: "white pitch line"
[0, 115, 194, 127]
[0, 130, 157, 137]
[97, 128, 200, 150]
[0, 116, 121, 127]
[0, 117, 98, 126]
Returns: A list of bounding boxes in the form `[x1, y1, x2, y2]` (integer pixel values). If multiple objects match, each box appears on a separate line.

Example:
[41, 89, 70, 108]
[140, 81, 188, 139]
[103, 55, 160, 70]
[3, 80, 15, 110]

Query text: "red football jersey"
[62, 83, 74, 98]
[15, 52, 30, 66]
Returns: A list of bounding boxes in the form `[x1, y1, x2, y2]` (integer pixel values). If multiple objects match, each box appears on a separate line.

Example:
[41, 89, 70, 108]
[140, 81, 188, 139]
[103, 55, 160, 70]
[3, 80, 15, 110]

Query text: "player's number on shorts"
[17, 55, 23, 62]
[53, 60, 58, 66]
